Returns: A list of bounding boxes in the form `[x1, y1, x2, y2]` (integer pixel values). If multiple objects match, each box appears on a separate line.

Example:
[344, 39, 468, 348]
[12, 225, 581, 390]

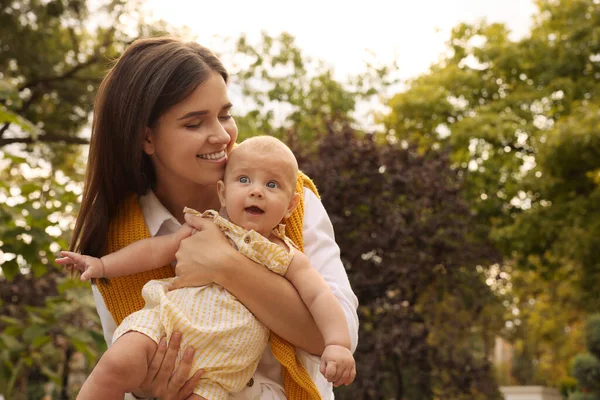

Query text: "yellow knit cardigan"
[97, 172, 321, 400]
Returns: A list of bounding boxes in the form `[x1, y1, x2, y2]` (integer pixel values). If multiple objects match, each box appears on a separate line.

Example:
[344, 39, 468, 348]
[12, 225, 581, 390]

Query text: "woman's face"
[144, 71, 238, 191]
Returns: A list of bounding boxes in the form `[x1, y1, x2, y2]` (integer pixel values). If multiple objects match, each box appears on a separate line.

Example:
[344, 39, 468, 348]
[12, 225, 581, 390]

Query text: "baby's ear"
[284, 192, 301, 218]
[217, 180, 227, 208]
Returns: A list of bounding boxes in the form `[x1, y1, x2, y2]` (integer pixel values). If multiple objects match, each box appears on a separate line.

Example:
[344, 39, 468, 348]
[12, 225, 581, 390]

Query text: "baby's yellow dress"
[113, 209, 296, 400]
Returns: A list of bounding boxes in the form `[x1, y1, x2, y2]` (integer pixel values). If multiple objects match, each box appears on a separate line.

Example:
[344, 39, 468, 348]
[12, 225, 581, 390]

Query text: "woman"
[71, 37, 358, 400]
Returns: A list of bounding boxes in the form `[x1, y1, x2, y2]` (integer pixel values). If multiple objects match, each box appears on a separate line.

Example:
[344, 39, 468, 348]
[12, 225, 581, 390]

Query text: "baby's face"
[218, 150, 299, 237]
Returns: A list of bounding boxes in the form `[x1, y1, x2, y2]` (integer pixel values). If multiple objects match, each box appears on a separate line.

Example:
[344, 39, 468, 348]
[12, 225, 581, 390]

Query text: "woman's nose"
[207, 121, 231, 144]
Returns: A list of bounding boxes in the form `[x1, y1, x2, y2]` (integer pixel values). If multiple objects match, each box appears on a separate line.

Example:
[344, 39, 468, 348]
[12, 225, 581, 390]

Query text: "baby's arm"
[285, 250, 356, 386]
[57, 224, 194, 281]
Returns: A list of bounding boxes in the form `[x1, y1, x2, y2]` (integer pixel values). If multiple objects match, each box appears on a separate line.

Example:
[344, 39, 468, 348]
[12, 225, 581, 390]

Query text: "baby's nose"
[249, 186, 262, 197]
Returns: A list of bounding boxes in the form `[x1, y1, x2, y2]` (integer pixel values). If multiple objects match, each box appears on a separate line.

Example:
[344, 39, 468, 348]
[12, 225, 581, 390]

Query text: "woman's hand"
[132, 333, 204, 399]
[168, 215, 235, 291]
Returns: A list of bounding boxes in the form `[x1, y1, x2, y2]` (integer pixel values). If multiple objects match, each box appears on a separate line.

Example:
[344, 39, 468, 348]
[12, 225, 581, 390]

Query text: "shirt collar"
[138, 190, 180, 237]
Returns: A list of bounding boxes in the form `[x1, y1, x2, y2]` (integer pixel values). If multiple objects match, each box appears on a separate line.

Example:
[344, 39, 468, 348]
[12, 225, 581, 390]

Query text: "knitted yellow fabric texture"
[98, 171, 321, 400]
[276, 173, 321, 400]
[97, 196, 175, 325]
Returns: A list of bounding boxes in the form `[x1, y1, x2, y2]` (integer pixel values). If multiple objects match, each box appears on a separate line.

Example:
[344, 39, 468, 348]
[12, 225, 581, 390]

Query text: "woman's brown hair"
[70, 37, 228, 257]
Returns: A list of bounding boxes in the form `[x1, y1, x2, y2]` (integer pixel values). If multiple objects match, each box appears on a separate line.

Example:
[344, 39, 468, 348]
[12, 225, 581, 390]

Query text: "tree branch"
[68, 26, 80, 54]
[17, 56, 101, 92]
[0, 134, 89, 146]
[17, 22, 118, 92]
[0, 123, 10, 137]
[17, 90, 42, 116]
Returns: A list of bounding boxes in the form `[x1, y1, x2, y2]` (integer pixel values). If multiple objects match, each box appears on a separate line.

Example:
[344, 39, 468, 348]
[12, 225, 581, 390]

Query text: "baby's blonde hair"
[228, 136, 299, 186]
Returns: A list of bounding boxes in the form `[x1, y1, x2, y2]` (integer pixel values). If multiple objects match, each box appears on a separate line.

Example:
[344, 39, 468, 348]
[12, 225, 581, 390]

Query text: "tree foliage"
[383, 0, 600, 387]
[3, 0, 598, 397]
[231, 32, 395, 142]
[383, 0, 599, 300]
[500, 264, 585, 385]
[292, 129, 502, 399]
[569, 315, 600, 399]
[0, 0, 174, 396]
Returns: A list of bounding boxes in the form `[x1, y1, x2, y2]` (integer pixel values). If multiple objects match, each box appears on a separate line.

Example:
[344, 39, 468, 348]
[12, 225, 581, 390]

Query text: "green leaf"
[0, 334, 24, 351]
[0, 316, 23, 327]
[22, 325, 49, 344]
[31, 336, 51, 349]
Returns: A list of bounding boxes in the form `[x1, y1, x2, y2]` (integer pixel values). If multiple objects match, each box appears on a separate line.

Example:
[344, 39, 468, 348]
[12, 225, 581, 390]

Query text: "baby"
[57, 136, 355, 400]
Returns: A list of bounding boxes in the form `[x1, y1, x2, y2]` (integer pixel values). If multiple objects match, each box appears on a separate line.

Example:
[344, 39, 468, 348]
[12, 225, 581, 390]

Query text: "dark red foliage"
[291, 127, 502, 399]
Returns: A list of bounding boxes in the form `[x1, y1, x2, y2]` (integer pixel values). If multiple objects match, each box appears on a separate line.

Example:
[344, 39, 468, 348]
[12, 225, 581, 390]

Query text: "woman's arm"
[172, 219, 325, 354]
[172, 189, 359, 355]
[301, 189, 359, 353]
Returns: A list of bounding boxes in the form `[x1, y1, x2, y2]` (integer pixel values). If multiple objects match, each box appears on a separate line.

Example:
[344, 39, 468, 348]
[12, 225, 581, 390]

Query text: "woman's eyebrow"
[178, 103, 233, 120]
[178, 110, 208, 120]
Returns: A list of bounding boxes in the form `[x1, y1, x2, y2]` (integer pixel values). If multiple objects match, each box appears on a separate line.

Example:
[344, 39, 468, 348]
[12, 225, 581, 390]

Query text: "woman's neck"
[154, 181, 221, 224]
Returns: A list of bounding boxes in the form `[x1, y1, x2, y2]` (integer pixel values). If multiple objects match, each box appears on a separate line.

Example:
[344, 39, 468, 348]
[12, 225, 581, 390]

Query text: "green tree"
[0, 0, 173, 396]
[231, 32, 396, 142]
[501, 264, 585, 385]
[494, 102, 600, 310]
[382, 0, 599, 287]
[569, 315, 600, 400]
[383, 0, 600, 386]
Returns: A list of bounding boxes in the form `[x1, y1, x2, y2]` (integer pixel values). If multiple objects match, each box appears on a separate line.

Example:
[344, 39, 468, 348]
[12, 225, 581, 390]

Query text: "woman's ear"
[217, 180, 227, 208]
[284, 192, 301, 218]
[143, 127, 155, 155]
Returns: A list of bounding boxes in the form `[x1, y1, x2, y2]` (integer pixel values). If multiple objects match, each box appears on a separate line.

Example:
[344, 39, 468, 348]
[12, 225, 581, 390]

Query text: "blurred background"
[1, 0, 599, 399]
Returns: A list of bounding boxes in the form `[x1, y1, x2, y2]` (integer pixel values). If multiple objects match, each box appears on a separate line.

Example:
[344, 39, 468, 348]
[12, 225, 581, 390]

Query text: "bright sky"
[143, 0, 537, 81]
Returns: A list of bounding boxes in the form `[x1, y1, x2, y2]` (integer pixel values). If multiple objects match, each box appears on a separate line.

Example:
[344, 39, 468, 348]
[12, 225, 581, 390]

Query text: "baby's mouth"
[245, 206, 264, 215]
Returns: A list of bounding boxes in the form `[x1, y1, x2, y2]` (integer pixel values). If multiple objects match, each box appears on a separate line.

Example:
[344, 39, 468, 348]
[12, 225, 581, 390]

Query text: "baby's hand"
[56, 251, 105, 281]
[320, 344, 356, 387]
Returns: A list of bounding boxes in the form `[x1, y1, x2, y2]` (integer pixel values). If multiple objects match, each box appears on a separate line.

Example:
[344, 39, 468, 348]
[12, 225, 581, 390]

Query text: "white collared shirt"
[92, 189, 359, 400]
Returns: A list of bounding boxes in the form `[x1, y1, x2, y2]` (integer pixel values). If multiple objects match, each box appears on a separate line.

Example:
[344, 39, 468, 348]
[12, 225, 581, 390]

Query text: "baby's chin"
[238, 220, 271, 236]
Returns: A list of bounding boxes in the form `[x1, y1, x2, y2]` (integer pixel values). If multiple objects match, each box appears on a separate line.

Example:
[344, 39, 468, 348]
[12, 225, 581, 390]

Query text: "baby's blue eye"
[267, 181, 278, 189]
[239, 176, 249, 183]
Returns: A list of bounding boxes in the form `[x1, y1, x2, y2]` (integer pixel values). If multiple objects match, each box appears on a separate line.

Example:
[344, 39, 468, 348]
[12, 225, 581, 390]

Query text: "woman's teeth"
[197, 150, 226, 160]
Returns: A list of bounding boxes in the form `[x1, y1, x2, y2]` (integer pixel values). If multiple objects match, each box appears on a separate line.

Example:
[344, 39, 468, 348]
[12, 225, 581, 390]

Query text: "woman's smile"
[197, 149, 227, 160]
